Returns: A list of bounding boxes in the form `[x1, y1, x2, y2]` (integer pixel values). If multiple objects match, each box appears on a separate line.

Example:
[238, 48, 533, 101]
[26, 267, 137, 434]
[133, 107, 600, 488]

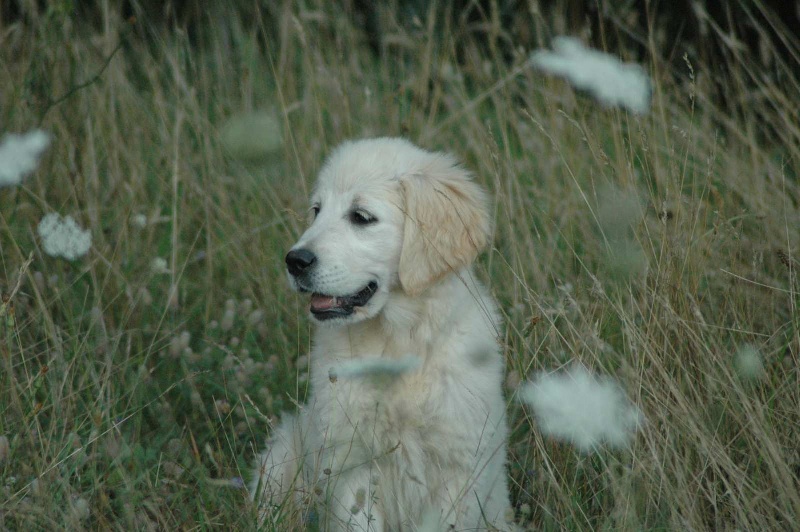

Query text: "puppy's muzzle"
[285, 248, 316, 277]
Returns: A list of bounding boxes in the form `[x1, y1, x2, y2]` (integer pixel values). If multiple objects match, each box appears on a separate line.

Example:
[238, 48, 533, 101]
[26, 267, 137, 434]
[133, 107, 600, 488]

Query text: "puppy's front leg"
[321, 465, 384, 532]
[428, 471, 516, 532]
[250, 414, 304, 525]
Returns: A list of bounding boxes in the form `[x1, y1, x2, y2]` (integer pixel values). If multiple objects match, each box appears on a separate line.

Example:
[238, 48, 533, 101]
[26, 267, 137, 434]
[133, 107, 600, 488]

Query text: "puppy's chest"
[310, 329, 483, 454]
[320, 366, 431, 438]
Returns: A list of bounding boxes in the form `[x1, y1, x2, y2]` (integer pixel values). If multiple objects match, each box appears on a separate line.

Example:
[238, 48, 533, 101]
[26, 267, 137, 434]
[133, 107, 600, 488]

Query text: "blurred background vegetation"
[1, 0, 798, 530]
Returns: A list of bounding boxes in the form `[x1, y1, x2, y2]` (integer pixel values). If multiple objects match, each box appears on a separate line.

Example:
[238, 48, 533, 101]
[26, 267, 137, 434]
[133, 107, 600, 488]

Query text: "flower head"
[0, 130, 51, 187]
[37, 213, 92, 260]
[220, 111, 283, 162]
[520, 364, 644, 452]
[531, 37, 651, 114]
[151, 257, 170, 274]
[734, 344, 765, 380]
[131, 213, 148, 228]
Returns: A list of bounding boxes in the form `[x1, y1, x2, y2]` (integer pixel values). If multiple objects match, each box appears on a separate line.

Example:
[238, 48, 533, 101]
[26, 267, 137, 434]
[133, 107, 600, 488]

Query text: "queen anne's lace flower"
[220, 111, 283, 161]
[531, 37, 652, 114]
[734, 344, 765, 380]
[520, 364, 644, 452]
[37, 213, 92, 260]
[131, 213, 148, 228]
[0, 130, 51, 187]
[151, 257, 170, 274]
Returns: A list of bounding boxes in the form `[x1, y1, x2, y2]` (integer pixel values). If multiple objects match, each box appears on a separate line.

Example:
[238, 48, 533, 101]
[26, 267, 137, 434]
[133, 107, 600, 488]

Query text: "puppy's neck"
[378, 267, 480, 340]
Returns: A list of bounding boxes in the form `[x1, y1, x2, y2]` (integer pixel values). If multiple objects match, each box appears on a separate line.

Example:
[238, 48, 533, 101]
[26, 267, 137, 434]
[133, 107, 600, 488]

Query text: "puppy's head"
[286, 138, 490, 325]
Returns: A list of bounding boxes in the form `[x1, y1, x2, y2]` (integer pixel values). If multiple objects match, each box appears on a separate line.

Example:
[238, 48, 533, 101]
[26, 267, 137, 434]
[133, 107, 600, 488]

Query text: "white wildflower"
[138, 287, 153, 306]
[606, 238, 648, 281]
[734, 344, 765, 380]
[597, 185, 643, 238]
[151, 257, 170, 274]
[417, 506, 456, 532]
[531, 36, 651, 114]
[520, 364, 644, 452]
[0, 130, 51, 187]
[131, 213, 148, 228]
[329, 355, 421, 380]
[247, 309, 265, 326]
[220, 111, 283, 162]
[220, 308, 235, 331]
[70, 496, 91, 521]
[37, 213, 92, 260]
[178, 331, 191, 350]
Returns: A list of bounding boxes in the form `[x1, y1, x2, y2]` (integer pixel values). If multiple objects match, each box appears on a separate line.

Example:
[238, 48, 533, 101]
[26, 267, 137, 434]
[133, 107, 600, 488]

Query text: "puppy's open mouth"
[308, 282, 378, 320]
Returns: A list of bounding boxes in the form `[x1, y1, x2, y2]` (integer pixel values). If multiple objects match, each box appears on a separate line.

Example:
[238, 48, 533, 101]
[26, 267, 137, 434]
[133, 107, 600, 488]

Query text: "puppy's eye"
[349, 209, 377, 226]
[311, 204, 321, 218]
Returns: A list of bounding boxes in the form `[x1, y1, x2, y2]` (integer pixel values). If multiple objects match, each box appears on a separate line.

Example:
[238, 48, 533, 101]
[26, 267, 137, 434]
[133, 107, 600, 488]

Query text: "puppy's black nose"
[285, 249, 316, 277]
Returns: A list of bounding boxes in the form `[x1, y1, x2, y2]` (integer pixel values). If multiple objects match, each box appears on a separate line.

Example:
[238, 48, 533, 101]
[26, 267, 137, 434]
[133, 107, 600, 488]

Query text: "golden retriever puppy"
[251, 138, 514, 531]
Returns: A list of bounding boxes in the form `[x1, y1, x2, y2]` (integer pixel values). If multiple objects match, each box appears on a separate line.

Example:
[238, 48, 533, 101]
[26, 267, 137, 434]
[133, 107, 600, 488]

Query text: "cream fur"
[251, 138, 514, 531]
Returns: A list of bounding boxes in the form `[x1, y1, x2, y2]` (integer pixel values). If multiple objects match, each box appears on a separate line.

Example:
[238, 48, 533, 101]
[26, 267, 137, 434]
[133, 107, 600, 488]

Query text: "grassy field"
[1, 2, 799, 530]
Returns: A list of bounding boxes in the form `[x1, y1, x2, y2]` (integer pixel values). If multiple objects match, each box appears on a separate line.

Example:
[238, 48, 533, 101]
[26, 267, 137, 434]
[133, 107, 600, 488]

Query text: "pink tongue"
[310, 294, 337, 311]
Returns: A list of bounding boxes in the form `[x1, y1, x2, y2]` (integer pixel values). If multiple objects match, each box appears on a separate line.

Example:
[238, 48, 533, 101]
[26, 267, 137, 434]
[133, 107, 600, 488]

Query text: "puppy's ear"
[399, 156, 491, 296]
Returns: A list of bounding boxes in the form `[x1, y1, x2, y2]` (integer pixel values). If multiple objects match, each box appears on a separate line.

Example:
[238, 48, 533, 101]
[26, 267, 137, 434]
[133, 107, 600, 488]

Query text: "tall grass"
[1, 1, 798, 529]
